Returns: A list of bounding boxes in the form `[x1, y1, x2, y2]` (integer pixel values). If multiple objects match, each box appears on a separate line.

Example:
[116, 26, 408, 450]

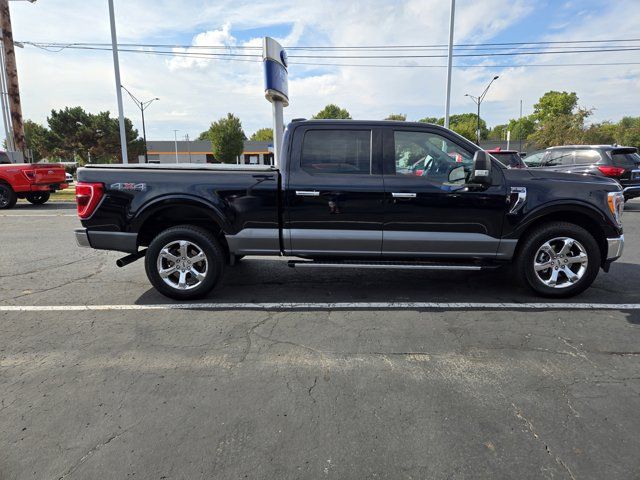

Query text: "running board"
[287, 260, 486, 270]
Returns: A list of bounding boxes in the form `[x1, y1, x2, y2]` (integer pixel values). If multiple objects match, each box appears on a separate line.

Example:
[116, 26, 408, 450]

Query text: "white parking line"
[1, 214, 76, 217]
[1, 302, 640, 312]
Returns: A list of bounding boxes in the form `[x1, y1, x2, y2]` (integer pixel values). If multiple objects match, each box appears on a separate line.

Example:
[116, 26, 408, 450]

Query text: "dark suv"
[534, 145, 640, 201]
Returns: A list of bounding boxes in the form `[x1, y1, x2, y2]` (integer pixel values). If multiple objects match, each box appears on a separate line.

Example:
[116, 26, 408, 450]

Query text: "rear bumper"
[622, 185, 640, 199]
[30, 182, 68, 192]
[75, 228, 138, 253]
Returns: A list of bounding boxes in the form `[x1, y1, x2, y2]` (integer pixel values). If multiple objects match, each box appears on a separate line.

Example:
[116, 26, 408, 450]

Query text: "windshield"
[523, 151, 545, 167]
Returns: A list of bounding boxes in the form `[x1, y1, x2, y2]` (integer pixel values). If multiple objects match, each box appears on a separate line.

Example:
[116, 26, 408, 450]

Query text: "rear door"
[284, 125, 385, 256]
[381, 126, 510, 258]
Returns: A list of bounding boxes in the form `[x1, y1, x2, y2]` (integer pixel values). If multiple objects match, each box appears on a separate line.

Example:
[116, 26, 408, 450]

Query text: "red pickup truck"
[0, 160, 68, 209]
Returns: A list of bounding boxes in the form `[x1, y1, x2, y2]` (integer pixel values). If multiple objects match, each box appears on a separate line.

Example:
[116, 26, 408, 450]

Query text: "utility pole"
[185, 133, 192, 163]
[519, 99, 523, 153]
[0, 0, 25, 154]
[173, 129, 179, 163]
[108, 0, 128, 163]
[444, 0, 455, 129]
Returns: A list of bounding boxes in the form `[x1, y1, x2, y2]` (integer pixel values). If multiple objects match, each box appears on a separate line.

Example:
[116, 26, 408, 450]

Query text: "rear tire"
[516, 222, 601, 298]
[0, 183, 17, 209]
[25, 192, 50, 205]
[145, 225, 225, 300]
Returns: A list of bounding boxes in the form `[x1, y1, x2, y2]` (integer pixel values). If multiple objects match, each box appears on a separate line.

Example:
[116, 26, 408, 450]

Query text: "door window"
[300, 130, 371, 174]
[394, 131, 473, 186]
[545, 150, 575, 166]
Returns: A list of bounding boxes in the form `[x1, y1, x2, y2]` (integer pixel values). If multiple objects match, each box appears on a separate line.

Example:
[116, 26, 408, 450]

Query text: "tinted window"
[545, 150, 574, 166]
[491, 152, 524, 168]
[611, 151, 640, 169]
[573, 149, 601, 164]
[394, 130, 473, 185]
[301, 130, 371, 174]
[0, 152, 10, 164]
[523, 151, 545, 167]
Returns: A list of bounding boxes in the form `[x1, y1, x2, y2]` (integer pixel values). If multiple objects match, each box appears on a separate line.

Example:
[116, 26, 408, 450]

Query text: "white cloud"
[7, 0, 640, 141]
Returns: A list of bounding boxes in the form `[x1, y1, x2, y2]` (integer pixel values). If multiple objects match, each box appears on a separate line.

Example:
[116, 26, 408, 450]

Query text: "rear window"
[0, 152, 10, 164]
[610, 150, 640, 169]
[301, 130, 371, 175]
[490, 152, 524, 168]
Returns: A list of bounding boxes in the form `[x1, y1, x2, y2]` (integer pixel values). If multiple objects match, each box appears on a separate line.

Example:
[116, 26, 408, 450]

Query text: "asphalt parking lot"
[1, 200, 640, 479]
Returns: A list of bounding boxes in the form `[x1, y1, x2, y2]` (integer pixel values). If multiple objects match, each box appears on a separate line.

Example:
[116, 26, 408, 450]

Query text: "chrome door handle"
[296, 190, 320, 197]
[391, 192, 417, 198]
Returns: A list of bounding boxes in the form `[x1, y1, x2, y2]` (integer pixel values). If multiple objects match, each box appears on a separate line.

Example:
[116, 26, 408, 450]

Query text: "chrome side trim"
[75, 229, 90, 248]
[391, 192, 417, 198]
[508, 186, 527, 215]
[295, 190, 320, 197]
[225, 228, 280, 255]
[606, 235, 624, 260]
[290, 262, 481, 271]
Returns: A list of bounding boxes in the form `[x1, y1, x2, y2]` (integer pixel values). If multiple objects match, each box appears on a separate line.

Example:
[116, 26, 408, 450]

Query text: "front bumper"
[75, 228, 138, 253]
[606, 235, 624, 261]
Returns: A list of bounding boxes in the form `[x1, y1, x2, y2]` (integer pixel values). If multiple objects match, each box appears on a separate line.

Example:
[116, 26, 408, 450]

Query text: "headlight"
[607, 191, 624, 226]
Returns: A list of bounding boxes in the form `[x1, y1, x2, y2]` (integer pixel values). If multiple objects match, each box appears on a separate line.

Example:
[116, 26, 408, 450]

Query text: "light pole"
[444, 0, 455, 129]
[173, 129, 179, 163]
[107, 0, 128, 163]
[465, 75, 499, 145]
[121, 85, 158, 163]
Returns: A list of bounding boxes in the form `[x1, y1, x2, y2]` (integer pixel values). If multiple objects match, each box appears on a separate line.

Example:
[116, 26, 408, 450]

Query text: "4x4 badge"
[110, 182, 147, 192]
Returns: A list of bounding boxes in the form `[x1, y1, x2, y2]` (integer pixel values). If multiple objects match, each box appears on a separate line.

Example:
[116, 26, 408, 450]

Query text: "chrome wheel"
[156, 240, 208, 290]
[533, 237, 588, 289]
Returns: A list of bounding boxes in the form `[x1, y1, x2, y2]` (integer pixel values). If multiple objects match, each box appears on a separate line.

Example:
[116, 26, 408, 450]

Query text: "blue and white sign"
[262, 37, 289, 106]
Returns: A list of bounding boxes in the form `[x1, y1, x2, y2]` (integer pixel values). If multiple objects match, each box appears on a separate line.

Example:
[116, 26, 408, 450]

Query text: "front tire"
[25, 192, 50, 205]
[516, 222, 601, 298]
[0, 183, 17, 209]
[145, 225, 225, 300]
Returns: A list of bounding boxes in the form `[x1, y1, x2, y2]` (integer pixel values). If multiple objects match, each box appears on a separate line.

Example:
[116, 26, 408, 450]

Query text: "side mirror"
[470, 150, 492, 186]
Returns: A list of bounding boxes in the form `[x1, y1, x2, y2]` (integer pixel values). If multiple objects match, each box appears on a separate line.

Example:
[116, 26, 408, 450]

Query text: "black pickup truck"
[75, 120, 625, 299]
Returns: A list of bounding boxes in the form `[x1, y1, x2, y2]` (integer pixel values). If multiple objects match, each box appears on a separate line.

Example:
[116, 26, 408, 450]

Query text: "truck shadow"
[134, 259, 640, 317]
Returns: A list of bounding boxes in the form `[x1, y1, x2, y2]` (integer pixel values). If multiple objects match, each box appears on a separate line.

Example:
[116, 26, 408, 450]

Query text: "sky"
[9, 0, 640, 141]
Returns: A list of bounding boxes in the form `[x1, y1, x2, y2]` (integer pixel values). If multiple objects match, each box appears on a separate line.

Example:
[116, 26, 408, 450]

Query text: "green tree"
[533, 91, 578, 123]
[418, 116, 442, 125]
[528, 108, 592, 148]
[24, 120, 50, 162]
[582, 122, 617, 145]
[199, 113, 246, 163]
[45, 107, 142, 165]
[312, 104, 351, 119]
[615, 116, 640, 149]
[250, 127, 273, 142]
[508, 116, 536, 142]
[385, 113, 406, 121]
[448, 113, 488, 142]
[489, 124, 508, 141]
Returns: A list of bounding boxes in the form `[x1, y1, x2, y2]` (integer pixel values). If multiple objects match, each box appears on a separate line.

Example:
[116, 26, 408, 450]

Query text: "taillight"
[75, 182, 104, 219]
[22, 169, 36, 181]
[598, 165, 625, 178]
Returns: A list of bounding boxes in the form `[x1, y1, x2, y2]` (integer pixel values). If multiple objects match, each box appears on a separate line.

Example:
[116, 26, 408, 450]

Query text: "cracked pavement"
[0, 201, 639, 479]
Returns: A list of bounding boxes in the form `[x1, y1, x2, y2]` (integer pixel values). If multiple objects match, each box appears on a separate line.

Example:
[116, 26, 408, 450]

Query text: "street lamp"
[464, 75, 499, 145]
[121, 85, 159, 163]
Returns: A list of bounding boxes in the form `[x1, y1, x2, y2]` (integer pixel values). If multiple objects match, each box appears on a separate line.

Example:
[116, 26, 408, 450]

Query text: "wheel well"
[514, 211, 607, 265]
[137, 206, 230, 258]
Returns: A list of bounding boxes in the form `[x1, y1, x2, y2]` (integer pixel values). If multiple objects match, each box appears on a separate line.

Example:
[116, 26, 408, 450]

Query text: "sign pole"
[262, 37, 288, 168]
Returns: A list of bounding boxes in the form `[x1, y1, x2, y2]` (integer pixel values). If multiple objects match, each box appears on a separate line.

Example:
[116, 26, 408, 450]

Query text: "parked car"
[0, 162, 68, 209]
[487, 148, 526, 168]
[75, 120, 624, 299]
[66, 172, 74, 183]
[527, 145, 640, 201]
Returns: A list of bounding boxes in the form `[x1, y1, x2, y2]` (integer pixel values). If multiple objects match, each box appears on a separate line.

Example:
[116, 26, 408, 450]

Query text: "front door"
[381, 127, 509, 258]
[284, 126, 384, 257]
